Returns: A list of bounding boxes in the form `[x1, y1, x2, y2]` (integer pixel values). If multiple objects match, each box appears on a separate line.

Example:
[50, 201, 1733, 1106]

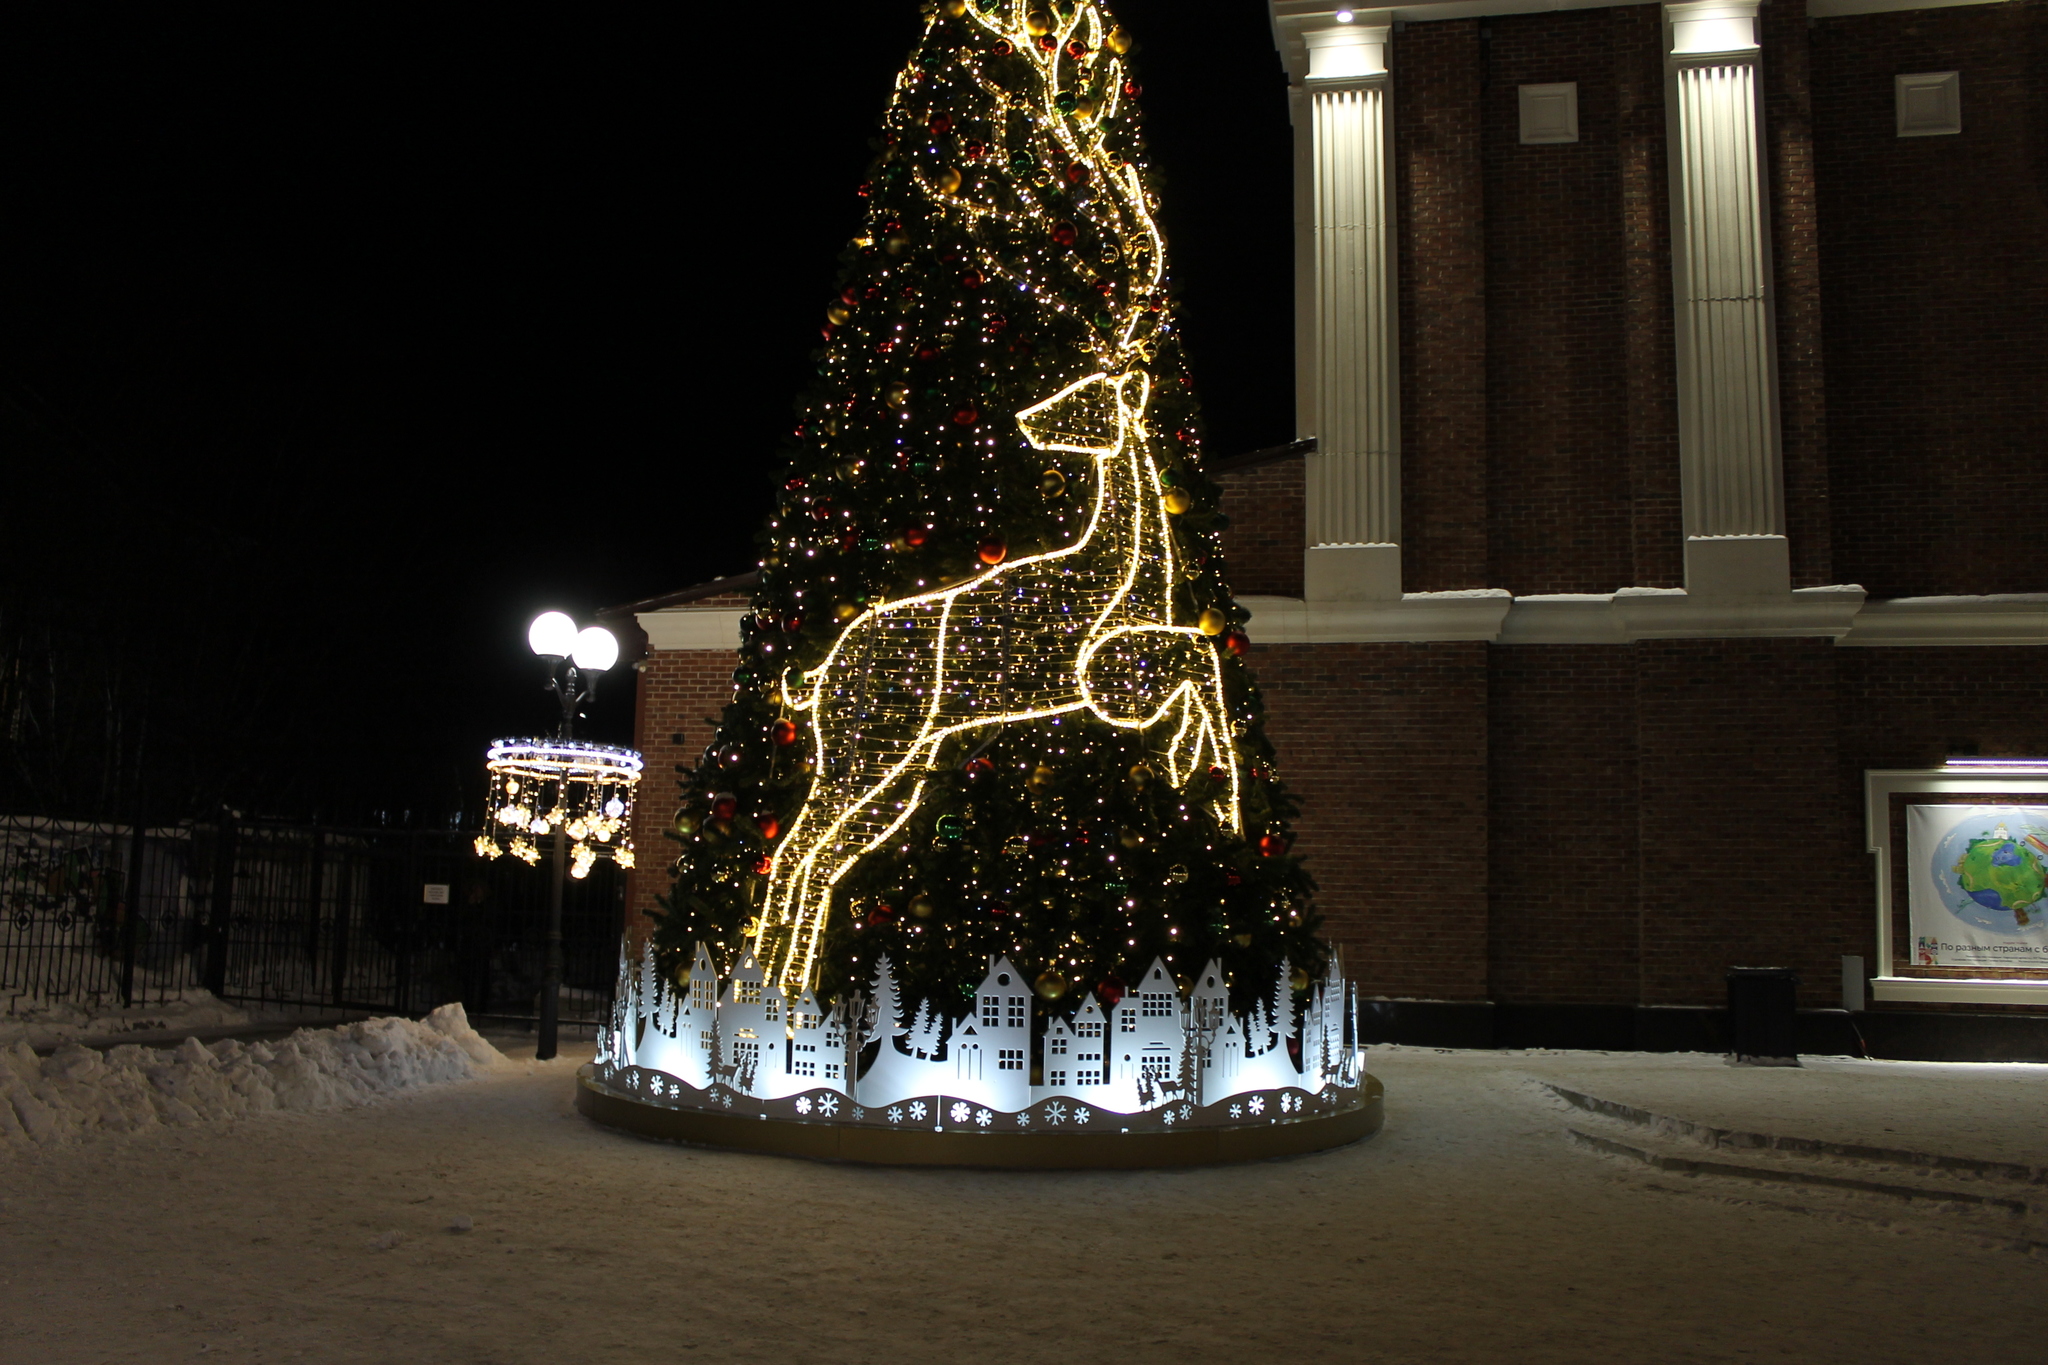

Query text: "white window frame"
[1866, 765, 2048, 1005]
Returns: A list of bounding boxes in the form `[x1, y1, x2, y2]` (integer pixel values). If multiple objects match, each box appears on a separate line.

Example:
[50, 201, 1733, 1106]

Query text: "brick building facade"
[607, 0, 2046, 1057]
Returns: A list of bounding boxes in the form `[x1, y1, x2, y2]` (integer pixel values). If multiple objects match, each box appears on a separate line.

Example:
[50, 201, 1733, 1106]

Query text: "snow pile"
[0, 984, 252, 1050]
[0, 1003, 506, 1148]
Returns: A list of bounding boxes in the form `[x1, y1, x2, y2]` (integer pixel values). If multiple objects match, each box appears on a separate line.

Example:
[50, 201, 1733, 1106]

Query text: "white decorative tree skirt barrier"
[577, 944, 1382, 1166]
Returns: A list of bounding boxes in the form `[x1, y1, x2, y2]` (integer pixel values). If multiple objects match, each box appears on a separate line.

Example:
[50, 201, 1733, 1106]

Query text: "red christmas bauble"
[993, 39, 1013, 55]
[960, 269, 985, 289]
[986, 313, 1008, 333]
[917, 343, 941, 361]
[1064, 163, 1089, 185]
[819, 323, 837, 340]
[964, 141, 986, 160]
[1223, 629, 1250, 656]
[977, 537, 1007, 565]
[840, 286, 861, 306]
[904, 525, 930, 548]
[783, 614, 803, 633]
[1093, 278, 1114, 296]
[1257, 832, 1286, 857]
[1207, 765, 1226, 782]
[1096, 973, 1127, 1008]
[867, 905, 895, 927]
[1066, 39, 1087, 58]
[757, 815, 781, 841]
[771, 719, 799, 747]
[752, 855, 772, 875]
[964, 756, 994, 777]
[810, 503, 833, 522]
[712, 797, 738, 820]
[1036, 34, 1056, 52]
[1123, 80, 1141, 97]
[929, 114, 953, 136]
[1051, 221, 1077, 246]
[953, 407, 980, 427]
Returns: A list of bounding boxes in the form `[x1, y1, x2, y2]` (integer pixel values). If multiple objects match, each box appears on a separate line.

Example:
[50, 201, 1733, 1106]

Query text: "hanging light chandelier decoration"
[475, 739, 642, 878]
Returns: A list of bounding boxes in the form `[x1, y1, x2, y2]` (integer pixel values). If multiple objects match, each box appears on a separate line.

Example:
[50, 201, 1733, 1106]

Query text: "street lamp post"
[477, 612, 640, 1061]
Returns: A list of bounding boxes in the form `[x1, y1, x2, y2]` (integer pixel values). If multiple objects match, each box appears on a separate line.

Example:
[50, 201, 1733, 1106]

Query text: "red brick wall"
[1631, 639, 1863, 1008]
[1395, 18, 1490, 593]
[1481, 9, 1638, 596]
[1486, 645, 1642, 1006]
[1812, 1, 2048, 596]
[1615, 3, 1685, 591]
[1762, 3, 1836, 589]
[625, 636, 743, 940]
[1251, 641, 1492, 1001]
[1214, 457, 1305, 598]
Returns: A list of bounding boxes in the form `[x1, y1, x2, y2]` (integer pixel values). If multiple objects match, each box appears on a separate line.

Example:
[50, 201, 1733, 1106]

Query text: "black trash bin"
[1726, 967, 1801, 1066]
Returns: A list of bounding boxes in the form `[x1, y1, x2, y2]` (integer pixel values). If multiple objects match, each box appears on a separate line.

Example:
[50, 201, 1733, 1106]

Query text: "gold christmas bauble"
[910, 892, 935, 919]
[1197, 608, 1227, 636]
[943, 0, 968, 14]
[1106, 25, 1133, 54]
[826, 303, 851, 325]
[1162, 488, 1192, 515]
[1040, 467, 1067, 497]
[834, 602, 858, 622]
[1290, 968, 1312, 992]
[1233, 932, 1254, 948]
[1118, 828, 1143, 849]
[886, 382, 912, 409]
[935, 166, 963, 195]
[1026, 763, 1056, 795]
[1024, 10, 1053, 35]
[1073, 96, 1096, 119]
[1034, 969, 1068, 1001]
[1128, 761, 1154, 788]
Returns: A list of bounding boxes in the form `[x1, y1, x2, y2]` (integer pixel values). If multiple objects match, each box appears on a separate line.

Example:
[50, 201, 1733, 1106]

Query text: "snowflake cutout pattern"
[1016, 1110, 1032, 1128]
[975, 1108, 992, 1127]
[794, 1096, 812, 1116]
[886, 1106, 904, 1125]
[1229, 1103, 1243, 1119]
[1281, 1093, 1298, 1114]
[908, 1100, 929, 1122]
[1163, 1109, 1177, 1126]
[1044, 1101, 1067, 1125]
[819, 1094, 840, 1117]
[1073, 1107, 1092, 1125]
[1248, 1095, 1266, 1116]
[949, 1102, 970, 1125]
[851, 1105, 866, 1121]
[1179, 1103, 1193, 1120]
[719, 1091, 734, 1109]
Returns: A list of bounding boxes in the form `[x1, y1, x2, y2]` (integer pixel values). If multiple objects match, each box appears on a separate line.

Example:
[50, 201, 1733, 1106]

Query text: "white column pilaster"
[1301, 20, 1400, 601]
[1665, 1, 1788, 599]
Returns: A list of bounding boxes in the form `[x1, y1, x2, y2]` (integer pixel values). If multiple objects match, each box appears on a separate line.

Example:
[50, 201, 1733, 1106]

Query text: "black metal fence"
[0, 814, 624, 1028]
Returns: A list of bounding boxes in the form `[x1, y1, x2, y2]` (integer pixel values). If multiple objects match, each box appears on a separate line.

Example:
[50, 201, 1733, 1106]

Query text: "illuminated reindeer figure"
[752, 0, 1242, 997]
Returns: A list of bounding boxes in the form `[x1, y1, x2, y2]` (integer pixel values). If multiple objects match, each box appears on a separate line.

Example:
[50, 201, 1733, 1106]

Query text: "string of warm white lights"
[477, 740, 642, 878]
[749, 0, 1243, 1001]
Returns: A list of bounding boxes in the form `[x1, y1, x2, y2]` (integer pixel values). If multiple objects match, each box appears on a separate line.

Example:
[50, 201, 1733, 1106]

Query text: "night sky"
[4, 2, 1294, 825]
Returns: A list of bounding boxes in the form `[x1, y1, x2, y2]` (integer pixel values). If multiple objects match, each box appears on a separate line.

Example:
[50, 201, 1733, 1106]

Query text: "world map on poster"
[1907, 805, 2048, 970]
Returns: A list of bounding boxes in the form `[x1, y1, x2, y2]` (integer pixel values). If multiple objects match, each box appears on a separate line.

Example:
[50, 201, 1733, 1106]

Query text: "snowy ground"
[2, 1040, 2044, 1364]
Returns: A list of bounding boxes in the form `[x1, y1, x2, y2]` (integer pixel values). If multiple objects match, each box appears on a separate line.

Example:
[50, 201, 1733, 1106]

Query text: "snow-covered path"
[2, 1042, 2042, 1363]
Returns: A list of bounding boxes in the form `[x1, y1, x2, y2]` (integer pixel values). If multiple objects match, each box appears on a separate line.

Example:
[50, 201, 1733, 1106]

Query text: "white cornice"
[640, 608, 745, 652]
[1833, 594, 2048, 647]
[639, 594, 2045, 653]
[1272, 0, 2011, 74]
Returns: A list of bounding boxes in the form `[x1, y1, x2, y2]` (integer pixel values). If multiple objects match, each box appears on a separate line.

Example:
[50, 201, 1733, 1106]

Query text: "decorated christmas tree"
[656, 0, 1324, 1024]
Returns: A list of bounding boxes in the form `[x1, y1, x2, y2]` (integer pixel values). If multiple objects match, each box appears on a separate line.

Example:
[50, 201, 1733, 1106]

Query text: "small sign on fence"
[422, 883, 451, 905]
